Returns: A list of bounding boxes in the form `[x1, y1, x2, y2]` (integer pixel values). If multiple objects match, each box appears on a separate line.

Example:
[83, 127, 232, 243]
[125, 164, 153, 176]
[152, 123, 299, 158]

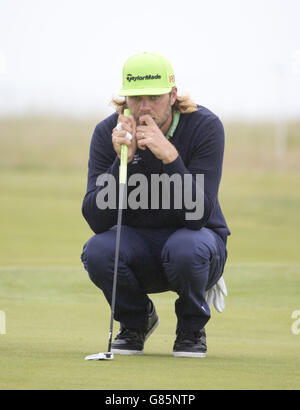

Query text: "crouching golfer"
[81, 52, 230, 357]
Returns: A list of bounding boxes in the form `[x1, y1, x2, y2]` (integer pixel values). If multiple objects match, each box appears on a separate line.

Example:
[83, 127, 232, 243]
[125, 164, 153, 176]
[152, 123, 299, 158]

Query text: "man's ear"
[170, 87, 178, 106]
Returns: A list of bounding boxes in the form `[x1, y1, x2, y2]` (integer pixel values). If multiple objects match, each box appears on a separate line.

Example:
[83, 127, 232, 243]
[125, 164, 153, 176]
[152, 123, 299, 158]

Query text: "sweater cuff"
[162, 154, 188, 175]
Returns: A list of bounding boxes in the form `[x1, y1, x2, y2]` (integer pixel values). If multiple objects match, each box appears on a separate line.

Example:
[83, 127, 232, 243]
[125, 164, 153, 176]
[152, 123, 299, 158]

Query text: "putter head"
[85, 352, 114, 361]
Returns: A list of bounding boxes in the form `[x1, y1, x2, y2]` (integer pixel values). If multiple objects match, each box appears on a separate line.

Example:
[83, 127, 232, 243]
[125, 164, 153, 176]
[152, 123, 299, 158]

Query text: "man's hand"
[112, 114, 137, 163]
[136, 115, 178, 164]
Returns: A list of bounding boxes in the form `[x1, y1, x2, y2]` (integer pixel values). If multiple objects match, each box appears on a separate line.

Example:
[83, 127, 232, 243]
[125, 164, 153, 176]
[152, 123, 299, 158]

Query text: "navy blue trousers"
[81, 226, 227, 331]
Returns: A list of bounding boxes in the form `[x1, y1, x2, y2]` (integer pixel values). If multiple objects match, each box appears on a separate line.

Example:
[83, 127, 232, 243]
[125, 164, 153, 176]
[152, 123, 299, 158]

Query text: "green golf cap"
[119, 52, 176, 96]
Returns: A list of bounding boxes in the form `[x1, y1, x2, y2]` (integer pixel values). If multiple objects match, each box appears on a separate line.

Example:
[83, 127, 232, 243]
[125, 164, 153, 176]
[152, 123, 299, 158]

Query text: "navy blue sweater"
[82, 105, 230, 243]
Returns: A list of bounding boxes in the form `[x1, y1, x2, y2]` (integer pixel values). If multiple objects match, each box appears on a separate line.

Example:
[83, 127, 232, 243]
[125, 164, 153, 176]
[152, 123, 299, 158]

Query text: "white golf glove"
[206, 276, 228, 313]
[116, 122, 132, 140]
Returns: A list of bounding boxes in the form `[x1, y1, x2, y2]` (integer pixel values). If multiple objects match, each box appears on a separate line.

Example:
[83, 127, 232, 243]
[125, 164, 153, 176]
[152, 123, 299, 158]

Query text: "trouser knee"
[162, 232, 210, 293]
[81, 233, 115, 287]
[161, 228, 226, 292]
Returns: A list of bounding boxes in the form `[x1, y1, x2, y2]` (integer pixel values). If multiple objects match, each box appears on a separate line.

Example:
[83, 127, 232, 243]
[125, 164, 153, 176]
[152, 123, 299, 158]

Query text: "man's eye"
[150, 96, 159, 101]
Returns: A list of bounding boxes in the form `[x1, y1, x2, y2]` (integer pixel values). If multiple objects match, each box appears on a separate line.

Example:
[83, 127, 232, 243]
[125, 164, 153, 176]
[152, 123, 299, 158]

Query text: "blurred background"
[0, 0, 299, 266]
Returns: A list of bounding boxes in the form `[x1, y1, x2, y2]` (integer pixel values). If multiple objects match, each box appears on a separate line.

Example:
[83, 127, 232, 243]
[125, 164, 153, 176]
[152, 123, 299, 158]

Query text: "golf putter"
[85, 109, 132, 361]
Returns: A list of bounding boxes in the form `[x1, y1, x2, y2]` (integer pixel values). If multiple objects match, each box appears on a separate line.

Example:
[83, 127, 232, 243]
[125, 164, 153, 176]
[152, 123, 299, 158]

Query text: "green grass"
[0, 115, 300, 389]
[1, 264, 299, 390]
[221, 170, 300, 263]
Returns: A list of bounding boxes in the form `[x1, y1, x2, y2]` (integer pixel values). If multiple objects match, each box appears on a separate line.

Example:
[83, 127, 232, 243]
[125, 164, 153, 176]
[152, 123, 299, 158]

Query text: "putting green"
[0, 264, 299, 390]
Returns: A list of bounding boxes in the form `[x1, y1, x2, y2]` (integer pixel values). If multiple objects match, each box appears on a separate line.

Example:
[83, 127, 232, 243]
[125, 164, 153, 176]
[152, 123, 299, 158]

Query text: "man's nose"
[139, 98, 151, 111]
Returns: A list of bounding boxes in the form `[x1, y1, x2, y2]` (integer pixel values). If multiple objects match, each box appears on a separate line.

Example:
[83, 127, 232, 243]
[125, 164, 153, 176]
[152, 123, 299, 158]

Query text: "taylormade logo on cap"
[119, 52, 176, 96]
[126, 74, 162, 82]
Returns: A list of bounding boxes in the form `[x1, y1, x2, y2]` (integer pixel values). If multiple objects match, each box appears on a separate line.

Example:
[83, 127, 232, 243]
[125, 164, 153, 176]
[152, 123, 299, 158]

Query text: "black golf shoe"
[111, 300, 159, 355]
[173, 328, 207, 358]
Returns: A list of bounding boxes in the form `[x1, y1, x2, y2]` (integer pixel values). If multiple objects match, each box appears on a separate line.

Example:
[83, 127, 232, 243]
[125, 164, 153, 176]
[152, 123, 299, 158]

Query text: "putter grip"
[120, 109, 131, 184]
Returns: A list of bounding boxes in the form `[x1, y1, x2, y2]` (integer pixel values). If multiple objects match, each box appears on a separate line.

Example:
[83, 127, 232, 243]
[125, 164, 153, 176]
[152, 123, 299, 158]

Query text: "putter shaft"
[107, 109, 131, 353]
[107, 183, 125, 352]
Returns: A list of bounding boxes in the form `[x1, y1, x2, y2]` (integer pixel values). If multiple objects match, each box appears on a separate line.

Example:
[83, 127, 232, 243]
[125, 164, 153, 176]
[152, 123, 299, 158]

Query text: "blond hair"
[110, 93, 198, 115]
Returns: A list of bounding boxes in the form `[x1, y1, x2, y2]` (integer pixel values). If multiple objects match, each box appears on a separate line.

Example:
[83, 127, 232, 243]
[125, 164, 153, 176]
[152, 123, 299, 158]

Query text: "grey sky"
[0, 0, 299, 118]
